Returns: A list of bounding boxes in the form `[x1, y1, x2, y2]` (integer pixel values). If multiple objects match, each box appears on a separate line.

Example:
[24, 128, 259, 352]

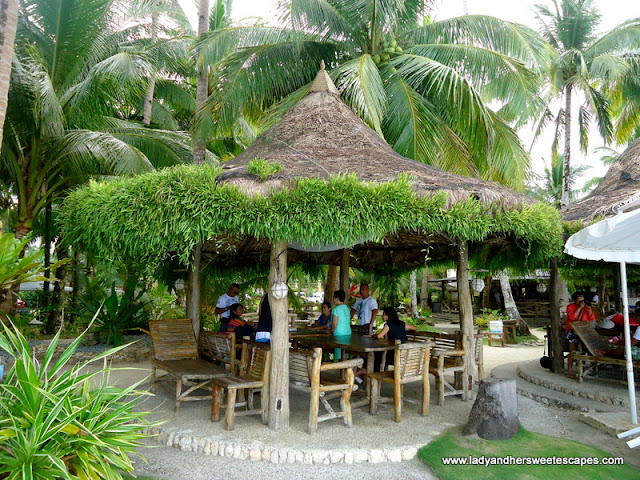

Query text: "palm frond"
[404, 15, 552, 67]
[332, 55, 387, 135]
[279, 0, 360, 41]
[382, 73, 474, 174]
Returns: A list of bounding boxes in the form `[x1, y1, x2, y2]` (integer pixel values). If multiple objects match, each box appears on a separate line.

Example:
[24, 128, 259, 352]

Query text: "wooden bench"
[199, 330, 237, 374]
[289, 347, 363, 433]
[149, 319, 226, 411]
[211, 341, 270, 431]
[409, 331, 468, 405]
[570, 322, 640, 383]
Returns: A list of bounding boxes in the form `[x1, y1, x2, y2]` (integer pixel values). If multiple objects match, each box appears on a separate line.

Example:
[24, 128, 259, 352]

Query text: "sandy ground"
[122, 328, 639, 479]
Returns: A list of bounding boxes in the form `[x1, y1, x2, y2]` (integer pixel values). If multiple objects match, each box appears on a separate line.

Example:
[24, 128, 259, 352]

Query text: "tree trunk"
[420, 268, 429, 312]
[340, 249, 350, 299]
[561, 84, 572, 207]
[42, 201, 52, 326]
[69, 248, 83, 325]
[612, 264, 622, 313]
[193, 0, 210, 165]
[142, 12, 158, 125]
[482, 275, 492, 310]
[409, 270, 418, 318]
[49, 244, 68, 333]
[0, 0, 18, 147]
[457, 239, 473, 399]
[497, 270, 530, 335]
[268, 241, 289, 430]
[186, 243, 202, 338]
[463, 378, 520, 440]
[549, 257, 564, 373]
[324, 265, 338, 304]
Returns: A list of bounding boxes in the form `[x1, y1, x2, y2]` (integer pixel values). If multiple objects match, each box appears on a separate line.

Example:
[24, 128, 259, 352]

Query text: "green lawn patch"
[419, 427, 637, 479]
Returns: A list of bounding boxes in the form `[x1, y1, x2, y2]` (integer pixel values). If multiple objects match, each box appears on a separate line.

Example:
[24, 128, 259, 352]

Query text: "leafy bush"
[247, 158, 282, 181]
[77, 282, 150, 346]
[475, 308, 509, 329]
[145, 283, 185, 321]
[0, 321, 152, 479]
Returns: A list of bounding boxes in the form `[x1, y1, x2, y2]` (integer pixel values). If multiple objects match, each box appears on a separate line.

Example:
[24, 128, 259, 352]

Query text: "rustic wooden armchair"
[368, 340, 432, 422]
[199, 330, 237, 374]
[149, 319, 225, 411]
[426, 331, 468, 405]
[210, 341, 271, 431]
[289, 347, 363, 433]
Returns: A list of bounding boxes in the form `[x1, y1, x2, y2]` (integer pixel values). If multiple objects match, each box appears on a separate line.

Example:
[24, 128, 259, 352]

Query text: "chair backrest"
[240, 341, 271, 382]
[394, 341, 431, 382]
[199, 331, 236, 372]
[351, 325, 369, 335]
[570, 322, 617, 356]
[289, 347, 321, 387]
[411, 331, 463, 351]
[149, 319, 198, 361]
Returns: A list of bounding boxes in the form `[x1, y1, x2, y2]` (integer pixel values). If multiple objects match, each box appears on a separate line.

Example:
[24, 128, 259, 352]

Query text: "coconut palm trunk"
[561, 85, 572, 207]
[142, 12, 158, 125]
[0, 0, 18, 147]
[410, 270, 418, 318]
[497, 270, 530, 335]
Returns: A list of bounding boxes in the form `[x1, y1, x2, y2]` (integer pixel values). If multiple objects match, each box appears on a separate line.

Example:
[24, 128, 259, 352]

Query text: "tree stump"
[463, 378, 519, 440]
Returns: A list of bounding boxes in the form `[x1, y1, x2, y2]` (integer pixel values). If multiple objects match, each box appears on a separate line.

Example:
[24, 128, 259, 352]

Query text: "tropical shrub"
[475, 308, 509, 329]
[77, 282, 150, 346]
[247, 158, 282, 181]
[0, 321, 151, 479]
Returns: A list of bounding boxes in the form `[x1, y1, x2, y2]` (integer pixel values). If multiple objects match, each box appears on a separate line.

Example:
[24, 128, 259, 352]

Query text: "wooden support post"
[549, 257, 564, 374]
[324, 265, 339, 304]
[186, 242, 202, 339]
[340, 249, 350, 295]
[268, 241, 289, 430]
[457, 239, 474, 399]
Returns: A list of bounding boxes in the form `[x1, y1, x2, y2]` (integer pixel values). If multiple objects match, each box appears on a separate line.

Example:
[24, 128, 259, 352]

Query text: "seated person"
[310, 301, 332, 330]
[226, 303, 254, 340]
[357, 307, 417, 376]
[598, 326, 640, 359]
[566, 293, 596, 378]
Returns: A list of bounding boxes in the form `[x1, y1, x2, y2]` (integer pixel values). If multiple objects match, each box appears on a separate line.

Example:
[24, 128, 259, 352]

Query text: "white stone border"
[144, 426, 420, 464]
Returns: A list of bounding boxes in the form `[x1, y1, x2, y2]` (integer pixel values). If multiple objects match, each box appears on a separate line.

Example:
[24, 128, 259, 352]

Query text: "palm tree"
[0, 0, 18, 147]
[196, 0, 552, 190]
[532, 0, 640, 206]
[1, 0, 195, 241]
[527, 153, 590, 206]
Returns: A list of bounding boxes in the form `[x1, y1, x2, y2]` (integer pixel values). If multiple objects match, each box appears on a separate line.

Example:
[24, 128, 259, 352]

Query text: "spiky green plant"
[0, 321, 152, 479]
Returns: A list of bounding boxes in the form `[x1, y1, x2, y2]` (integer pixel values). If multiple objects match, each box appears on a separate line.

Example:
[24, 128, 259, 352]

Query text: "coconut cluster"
[372, 38, 404, 67]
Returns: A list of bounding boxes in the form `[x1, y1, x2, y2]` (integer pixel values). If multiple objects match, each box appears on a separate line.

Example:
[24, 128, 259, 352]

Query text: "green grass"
[514, 334, 539, 344]
[419, 427, 637, 480]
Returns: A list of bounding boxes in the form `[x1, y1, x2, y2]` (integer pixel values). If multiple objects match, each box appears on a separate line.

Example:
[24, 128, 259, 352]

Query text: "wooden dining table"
[293, 334, 396, 408]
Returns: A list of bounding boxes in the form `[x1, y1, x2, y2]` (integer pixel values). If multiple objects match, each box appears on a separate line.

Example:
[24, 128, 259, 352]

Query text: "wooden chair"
[289, 347, 363, 433]
[199, 330, 237, 374]
[424, 331, 468, 405]
[149, 319, 225, 411]
[368, 341, 432, 422]
[210, 341, 271, 431]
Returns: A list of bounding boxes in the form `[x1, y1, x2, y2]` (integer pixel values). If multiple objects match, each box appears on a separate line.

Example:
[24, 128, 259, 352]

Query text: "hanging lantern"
[471, 278, 485, 292]
[536, 283, 547, 293]
[590, 286, 598, 293]
[271, 281, 289, 300]
[174, 279, 185, 291]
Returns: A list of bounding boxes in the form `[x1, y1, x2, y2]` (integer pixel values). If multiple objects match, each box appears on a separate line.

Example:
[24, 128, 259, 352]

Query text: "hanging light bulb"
[271, 280, 289, 300]
[536, 283, 547, 293]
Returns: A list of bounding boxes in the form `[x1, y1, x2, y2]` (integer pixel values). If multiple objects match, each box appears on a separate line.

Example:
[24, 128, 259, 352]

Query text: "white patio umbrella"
[565, 206, 640, 425]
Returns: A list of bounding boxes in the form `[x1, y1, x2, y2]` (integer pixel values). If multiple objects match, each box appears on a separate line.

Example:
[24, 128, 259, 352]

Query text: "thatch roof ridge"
[218, 88, 529, 210]
[563, 138, 640, 222]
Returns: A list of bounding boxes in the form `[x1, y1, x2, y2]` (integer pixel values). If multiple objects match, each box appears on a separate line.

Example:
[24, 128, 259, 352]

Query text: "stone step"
[492, 362, 623, 413]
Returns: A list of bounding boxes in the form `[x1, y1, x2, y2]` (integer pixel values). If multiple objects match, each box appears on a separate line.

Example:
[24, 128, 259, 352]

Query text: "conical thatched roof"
[563, 139, 640, 222]
[218, 65, 528, 209]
